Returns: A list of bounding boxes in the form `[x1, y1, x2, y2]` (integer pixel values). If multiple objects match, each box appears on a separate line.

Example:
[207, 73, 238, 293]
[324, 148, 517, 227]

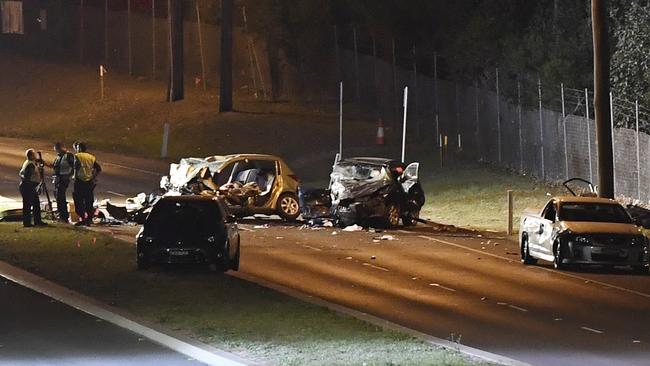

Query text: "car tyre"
[520, 234, 537, 265]
[402, 208, 420, 227]
[553, 241, 566, 270]
[277, 193, 301, 221]
[384, 203, 401, 228]
[231, 244, 241, 271]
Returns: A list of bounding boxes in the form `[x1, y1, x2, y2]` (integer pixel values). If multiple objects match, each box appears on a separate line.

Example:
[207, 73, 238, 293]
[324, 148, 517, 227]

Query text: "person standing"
[49, 142, 75, 222]
[72, 142, 102, 226]
[19, 149, 46, 227]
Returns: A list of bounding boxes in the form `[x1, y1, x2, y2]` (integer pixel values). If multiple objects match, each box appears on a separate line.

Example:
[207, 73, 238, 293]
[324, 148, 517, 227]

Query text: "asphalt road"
[1, 137, 649, 366]
[0, 278, 203, 366]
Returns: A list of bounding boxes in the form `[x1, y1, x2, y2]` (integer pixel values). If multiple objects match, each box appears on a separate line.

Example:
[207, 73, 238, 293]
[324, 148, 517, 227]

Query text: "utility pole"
[167, 0, 184, 102]
[219, 0, 234, 112]
[592, 0, 614, 198]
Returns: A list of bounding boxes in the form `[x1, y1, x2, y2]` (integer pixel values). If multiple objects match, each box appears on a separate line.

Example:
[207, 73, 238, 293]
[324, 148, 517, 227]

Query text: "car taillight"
[288, 174, 301, 183]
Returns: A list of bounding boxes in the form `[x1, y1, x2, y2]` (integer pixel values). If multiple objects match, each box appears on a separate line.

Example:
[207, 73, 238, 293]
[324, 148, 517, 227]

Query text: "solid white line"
[362, 263, 390, 272]
[428, 283, 457, 292]
[0, 195, 17, 203]
[0, 261, 252, 366]
[508, 305, 529, 313]
[238, 227, 254, 232]
[102, 162, 161, 176]
[417, 235, 650, 300]
[106, 191, 126, 197]
[581, 326, 604, 334]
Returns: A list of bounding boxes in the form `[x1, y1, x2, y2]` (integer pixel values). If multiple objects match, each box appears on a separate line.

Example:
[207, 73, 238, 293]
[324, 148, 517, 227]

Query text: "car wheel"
[402, 208, 420, 227]
[553, 241, 566, 270]
[520, 234, 537, 265]
[384, 203, 401, 228]
[632, 265, 649, 275]
[277, 193, 300, 221]
[231, 244, 241, 271]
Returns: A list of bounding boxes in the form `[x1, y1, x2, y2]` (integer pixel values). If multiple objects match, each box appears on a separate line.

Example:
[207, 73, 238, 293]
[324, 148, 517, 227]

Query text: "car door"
[536, 200, 558, 257]
[400, 162, 420, 193]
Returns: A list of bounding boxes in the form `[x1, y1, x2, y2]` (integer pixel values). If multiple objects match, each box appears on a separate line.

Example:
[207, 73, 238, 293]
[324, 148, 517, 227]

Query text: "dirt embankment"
[0, 52, 397, 182]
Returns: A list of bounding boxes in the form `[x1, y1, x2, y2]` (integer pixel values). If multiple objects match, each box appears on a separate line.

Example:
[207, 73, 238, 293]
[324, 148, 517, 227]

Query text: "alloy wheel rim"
[281, 197, 299, 215]
[389, 206, 400, 225]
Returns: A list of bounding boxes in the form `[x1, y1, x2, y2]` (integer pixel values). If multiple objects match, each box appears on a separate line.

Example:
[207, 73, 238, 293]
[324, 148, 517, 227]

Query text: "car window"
[559, 202, 632, 224]
[332, 163, 385, 181]
[146, 200, 223, 238]
[214, 163, 235, 186]
[542, 201, 557, 221]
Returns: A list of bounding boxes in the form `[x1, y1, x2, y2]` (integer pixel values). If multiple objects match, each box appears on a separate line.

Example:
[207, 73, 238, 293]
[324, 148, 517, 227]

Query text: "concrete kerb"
[232, 271, 533, 366]
[0, 261, 258, 366]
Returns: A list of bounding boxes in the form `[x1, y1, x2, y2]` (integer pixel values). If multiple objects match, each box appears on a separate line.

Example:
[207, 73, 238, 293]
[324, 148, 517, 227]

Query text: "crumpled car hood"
[168, 156, 226, 189]
[559, 221, 642, 235]
[331, 179, 391, 202]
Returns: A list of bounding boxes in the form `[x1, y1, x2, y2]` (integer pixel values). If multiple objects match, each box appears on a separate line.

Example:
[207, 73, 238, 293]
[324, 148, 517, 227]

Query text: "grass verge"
[0, 223, 489, 366]
[419, 159, 564, 233]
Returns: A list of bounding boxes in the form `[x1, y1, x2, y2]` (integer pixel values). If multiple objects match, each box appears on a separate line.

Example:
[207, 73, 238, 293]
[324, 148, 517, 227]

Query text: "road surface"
[0, 278, 202, 366]
[1, 137, 649, 366]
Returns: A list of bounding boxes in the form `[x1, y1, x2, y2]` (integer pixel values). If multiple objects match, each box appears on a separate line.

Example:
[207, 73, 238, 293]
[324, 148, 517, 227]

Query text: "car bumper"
[138, 246, 225, 265]
[334, 202, 386, 226]
[564, 244, 649, 266]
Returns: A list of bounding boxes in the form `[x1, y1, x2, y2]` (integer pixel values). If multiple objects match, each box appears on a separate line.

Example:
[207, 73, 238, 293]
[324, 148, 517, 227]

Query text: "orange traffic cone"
[376, 118, 385, 145]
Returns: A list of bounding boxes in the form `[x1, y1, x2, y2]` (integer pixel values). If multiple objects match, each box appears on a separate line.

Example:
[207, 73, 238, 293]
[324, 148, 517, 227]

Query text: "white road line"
[581, 326, 604, 334]
[303, 245, 322, 252]
[102, 162, 161, 176]
[0, 195, 17, 203]
[397, 230, 411, 234]
[428, 283, 457, 292]
[106, 191, 126, 197]
[417, 235, 650, 300]
[508, 305, 529, 313]
[238, 227, 254, 232]
[362, 263, 390, 272]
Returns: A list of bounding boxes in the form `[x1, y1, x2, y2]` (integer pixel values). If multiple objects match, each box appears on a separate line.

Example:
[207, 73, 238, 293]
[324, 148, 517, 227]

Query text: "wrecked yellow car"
[160, 154, 301, 221]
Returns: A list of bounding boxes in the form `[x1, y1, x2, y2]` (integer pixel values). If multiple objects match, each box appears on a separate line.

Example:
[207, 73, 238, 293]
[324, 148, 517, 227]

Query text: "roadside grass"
[419, 159, 565, 233]
[0, 223, 489, 366]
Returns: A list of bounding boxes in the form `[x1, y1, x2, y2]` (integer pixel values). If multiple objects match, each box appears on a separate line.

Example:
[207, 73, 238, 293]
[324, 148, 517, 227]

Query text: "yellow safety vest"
[75, 152, 96, 182]
[19, 160, 41, 184]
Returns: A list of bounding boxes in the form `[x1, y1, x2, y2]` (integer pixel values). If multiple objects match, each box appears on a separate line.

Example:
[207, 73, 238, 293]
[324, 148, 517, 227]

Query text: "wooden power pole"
[219, 0, 234, 112]
[592, 0, 614, 198]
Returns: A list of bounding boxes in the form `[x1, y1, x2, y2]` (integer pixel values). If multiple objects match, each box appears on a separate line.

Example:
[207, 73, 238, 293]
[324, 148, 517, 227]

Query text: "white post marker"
[402, 86, 409, 163]
[99, 65, 107, 101]
[339, 81, 343, 159]
[161, 122, 170, 159]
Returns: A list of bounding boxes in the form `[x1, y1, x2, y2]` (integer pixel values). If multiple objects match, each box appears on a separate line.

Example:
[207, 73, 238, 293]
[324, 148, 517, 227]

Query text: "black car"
[136, 196, 240, 272]
[301, 157, 425, 227]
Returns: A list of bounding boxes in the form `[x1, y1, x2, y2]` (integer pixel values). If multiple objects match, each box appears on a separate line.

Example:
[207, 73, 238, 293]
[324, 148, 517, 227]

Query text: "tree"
[219, 0, 234, 112]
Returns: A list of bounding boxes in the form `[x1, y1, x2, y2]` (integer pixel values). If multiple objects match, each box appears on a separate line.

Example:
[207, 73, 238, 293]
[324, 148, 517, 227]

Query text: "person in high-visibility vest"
[72, 142, 102, 226]
[19, 149, 47, 227]
[45, 142, 75, 223]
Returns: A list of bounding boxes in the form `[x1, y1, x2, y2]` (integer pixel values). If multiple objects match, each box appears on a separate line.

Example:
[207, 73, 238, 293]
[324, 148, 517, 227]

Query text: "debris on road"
[254, 224, 270, 229]
[343, 224, 364, 232]
[373, 234, 397, 241]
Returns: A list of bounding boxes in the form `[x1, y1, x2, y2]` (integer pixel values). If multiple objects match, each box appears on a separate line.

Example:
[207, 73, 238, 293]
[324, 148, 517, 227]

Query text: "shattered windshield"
[559, 203, 632, 224]
[332, 164, 384, 181]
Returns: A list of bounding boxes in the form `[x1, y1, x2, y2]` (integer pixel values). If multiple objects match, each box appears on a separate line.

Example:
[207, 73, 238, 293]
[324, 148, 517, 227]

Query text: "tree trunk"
[167, 0, 184, 102]
[592, 0, 614, 198]
[219, 0, 234, 112]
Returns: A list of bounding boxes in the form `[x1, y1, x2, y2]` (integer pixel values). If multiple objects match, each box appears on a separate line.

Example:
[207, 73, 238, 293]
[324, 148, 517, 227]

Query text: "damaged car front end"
[301, 157, 424, 228]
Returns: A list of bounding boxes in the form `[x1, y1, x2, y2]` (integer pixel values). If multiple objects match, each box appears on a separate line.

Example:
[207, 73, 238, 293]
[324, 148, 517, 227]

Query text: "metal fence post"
[538, 77, 545, 180]
[636, 100, 641, 201]
[475, 78, 480, 160]
[610, 92, 616, 196]
[585, 88, 593, 183]
[496, 68, 502, 163]
[517, 77, 523, 172]
[561, 83, 569, 180]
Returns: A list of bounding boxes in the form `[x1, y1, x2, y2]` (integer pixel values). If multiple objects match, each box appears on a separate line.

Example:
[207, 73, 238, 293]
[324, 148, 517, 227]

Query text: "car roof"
[206, 153, 282, 161]
[554, 196, 621, 205]
[338, 157, 399, 166]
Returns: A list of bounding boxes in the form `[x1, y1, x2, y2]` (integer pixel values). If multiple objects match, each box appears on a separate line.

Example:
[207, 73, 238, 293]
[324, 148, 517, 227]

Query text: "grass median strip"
[0, 223, 490, 366]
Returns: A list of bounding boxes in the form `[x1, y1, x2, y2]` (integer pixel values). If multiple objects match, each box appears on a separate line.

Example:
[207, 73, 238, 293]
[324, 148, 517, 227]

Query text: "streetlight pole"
[592, 0, 614, 198]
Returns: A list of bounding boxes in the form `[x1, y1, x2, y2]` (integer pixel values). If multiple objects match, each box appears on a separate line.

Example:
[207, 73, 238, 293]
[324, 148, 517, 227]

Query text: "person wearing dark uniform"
[72, 142, 102, 226]
[50, 142, 75, 223]
[19, 149, 46, 227]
